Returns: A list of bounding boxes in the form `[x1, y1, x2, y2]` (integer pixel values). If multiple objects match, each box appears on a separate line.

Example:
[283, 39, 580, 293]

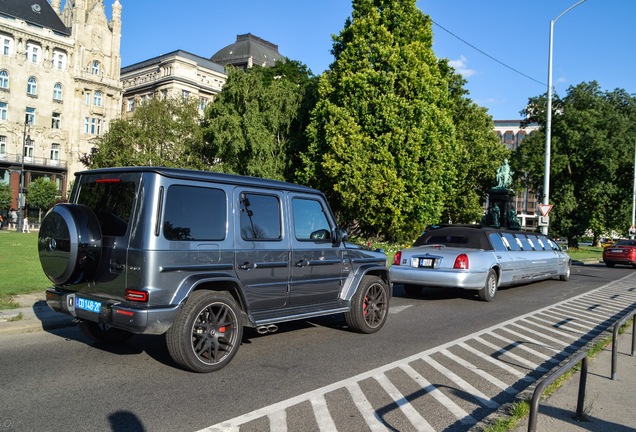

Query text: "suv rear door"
[233, 188, 291, 311]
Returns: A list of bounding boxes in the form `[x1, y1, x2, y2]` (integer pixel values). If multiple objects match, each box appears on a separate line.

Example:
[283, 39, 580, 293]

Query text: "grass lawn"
[0, 231, 51, 309]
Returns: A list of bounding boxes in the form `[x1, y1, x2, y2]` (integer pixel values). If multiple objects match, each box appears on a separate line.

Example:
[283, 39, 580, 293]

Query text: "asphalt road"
[0, 263, 633, 432]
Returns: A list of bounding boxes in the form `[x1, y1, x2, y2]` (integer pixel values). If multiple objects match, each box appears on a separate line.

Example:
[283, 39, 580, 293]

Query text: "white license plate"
[410, 257, 434, 268]
[76, 297, 102, 314]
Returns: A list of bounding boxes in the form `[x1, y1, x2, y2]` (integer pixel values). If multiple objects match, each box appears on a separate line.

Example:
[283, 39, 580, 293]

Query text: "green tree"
[203, 61, 313, 181]
[438, 59, 509, 223]
[298, 0, 456, 242]
[26, 177, 59, 222]
[514, 81, 636, 244]
[81, 97, 207, 169]
[0, 182, 12, 213]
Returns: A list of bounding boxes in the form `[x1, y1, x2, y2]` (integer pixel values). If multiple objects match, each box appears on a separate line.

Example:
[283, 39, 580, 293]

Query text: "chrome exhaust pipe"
[256, 324, 279, 334]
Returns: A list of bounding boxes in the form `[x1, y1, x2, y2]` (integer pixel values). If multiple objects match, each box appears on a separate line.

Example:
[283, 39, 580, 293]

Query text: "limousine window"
[489, 233, 508, 252]
[517, 235, 533, 251]
[501, 232, 521, 251]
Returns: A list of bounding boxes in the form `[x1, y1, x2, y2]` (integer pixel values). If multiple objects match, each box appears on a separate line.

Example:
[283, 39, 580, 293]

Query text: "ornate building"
[120, 50, 226, 118]
[0, 0, 122, 218]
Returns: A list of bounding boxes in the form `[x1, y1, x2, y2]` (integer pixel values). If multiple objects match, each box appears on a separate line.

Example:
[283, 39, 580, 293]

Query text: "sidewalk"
[0, 292, 74, 336]
[511, 327, 636, 432]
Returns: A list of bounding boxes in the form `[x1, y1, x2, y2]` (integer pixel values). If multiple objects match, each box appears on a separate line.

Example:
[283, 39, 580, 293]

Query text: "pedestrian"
[0, 214, 3, 230]
[23, 216, 30, 233]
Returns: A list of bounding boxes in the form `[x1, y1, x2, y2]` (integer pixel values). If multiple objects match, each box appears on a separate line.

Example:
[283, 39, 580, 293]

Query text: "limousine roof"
[413, 224, 547, 251]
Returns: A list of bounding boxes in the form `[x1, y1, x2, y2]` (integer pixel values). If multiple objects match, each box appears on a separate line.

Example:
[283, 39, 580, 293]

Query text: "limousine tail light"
[392, 251, 402, 266]
[453, 254, 469, 269]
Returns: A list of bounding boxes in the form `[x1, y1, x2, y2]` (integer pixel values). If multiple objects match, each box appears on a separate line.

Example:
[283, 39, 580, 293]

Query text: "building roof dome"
[210, 33, 284, 68]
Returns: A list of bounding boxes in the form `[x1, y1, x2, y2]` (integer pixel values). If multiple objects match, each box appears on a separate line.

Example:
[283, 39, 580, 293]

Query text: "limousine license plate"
[418, 258, 435, 268]
[610, 249, 624, 253]
[75, 296, 102, 314]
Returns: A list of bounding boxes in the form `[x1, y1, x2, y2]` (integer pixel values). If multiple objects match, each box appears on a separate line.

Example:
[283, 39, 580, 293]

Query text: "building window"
[0, 102, 6, 121]
[93, 91, 102, 106]
[517, 132, 526, 145]
[84, 117, 102, 135]
[1, 35, 13, 56]
[53, 83, 62, 101]
[127, 99, 134, 112]
[26, 42, 40, 63]
[26, 107, 35, 125]
[0, 135, 6, 157]
[161, 89, 168, 99]
[27, 77, 37, 96]
[91, 60, 100, 75]
[50, 143, 60, 162]
[24, 138, 34, 159]
[181, 90, 190, 100]
[85, 91, 91, 105]
[0, 70, 8, 89]
[52, 50, 67, 70]
[199, 97, 208, 111]
[52, 112, 61, 129]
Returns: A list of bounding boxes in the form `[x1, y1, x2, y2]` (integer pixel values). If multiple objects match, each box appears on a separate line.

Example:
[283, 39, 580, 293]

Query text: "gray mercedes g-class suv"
[38, 167, 390, 372]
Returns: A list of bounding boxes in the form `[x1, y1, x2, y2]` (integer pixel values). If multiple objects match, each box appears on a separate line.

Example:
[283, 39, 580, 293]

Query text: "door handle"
[295, 259, 309, 267]
[238, 262, 256, 270]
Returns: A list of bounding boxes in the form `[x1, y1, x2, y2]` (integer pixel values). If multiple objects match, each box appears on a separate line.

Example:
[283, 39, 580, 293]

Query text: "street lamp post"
[18, 113, 29, 232]
[542, 0, 587, 235]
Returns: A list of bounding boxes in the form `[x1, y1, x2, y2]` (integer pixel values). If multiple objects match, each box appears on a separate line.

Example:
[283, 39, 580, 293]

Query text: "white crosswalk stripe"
[199, 273, 636, 432]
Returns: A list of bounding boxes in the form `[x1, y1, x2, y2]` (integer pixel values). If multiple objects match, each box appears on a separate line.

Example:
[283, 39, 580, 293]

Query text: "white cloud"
[448, 55, 477, 78]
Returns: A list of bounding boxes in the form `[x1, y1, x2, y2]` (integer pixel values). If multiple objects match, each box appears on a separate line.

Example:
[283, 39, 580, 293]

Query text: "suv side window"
[292, 197, 331, 241]
[239, 192, 281, 240]
[163, 185, 226, 241]
[77, 179, 136, 236]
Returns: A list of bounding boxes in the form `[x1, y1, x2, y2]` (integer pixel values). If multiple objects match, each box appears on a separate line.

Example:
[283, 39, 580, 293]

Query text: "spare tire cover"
[38, 204, 102, 285]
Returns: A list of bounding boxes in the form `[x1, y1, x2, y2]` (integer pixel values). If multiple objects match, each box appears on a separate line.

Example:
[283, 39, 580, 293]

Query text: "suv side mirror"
[332, 228, 348, 243]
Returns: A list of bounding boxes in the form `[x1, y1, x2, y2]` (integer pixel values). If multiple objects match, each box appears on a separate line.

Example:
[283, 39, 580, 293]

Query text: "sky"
[105, 0, 635, 120]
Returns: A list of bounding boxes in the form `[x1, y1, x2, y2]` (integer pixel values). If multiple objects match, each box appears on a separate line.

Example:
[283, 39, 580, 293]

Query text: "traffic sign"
[538, 204, 553, 217]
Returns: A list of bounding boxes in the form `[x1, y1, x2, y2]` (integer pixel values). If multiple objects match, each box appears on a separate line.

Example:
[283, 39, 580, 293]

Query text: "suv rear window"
[77, 179, 136, 236]
[163, 185, 227, 241]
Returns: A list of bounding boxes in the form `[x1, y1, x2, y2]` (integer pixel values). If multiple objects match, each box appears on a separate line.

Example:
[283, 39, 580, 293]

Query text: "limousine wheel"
[345, 276, 389, 334]
[559, 263, 571, 281]
[166, 291, 243, 373]
[77, 320, 134, 344]
[38, 204, 102, 285]
[478, 270, 498, 302]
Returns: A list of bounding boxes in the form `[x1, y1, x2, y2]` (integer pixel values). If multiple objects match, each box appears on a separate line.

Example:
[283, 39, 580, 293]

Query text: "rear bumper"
[45, 288, 180, 335]
[389, 266, 487, 290]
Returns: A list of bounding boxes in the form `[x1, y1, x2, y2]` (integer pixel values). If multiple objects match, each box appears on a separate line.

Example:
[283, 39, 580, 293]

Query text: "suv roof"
[76, 166, 320, 195]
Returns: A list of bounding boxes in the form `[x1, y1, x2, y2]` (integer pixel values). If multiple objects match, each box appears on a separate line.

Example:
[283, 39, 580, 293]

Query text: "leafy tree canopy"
[298, 0, 460, 243]
[203, 61, 315, 181]
[81, 97, 207, 170]
[438, 59, 509, 224]
[27, 177, 59, 222]
[513, 81, 636, 244]
[0, 182, 12, 212]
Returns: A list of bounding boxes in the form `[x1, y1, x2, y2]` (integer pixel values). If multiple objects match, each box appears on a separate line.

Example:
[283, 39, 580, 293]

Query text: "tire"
[403, 284, 423, 297]
[605, 262, 615, 268]
[345, 276, 389, 334]
[559, 262, 571, 281]
[77, 319, 134, 344]
[166, 291, 243, 373]
[38, 204, 102, 285]
[478, 270, 498, 302]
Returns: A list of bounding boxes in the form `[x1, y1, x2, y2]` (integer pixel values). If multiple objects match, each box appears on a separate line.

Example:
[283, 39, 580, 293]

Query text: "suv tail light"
[453, 254, 469, 269]
[125, 289, 148, 302]
[392, 251, 402, 266]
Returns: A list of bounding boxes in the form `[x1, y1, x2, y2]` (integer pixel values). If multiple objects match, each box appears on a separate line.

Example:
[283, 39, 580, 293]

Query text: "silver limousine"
[389, 225, 571, 301]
